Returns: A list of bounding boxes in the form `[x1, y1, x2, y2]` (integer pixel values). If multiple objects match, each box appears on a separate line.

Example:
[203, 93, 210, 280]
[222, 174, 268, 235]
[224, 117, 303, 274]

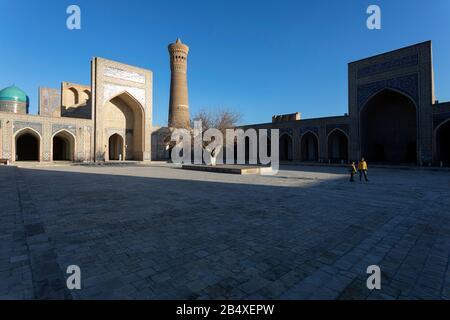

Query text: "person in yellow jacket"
[349, 161, 357, 182]
[358, 158, 369, 182]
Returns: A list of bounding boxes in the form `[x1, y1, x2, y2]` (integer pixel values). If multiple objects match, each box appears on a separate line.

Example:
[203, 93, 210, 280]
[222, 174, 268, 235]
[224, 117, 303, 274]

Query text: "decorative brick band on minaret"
[168, 38, 190, 128]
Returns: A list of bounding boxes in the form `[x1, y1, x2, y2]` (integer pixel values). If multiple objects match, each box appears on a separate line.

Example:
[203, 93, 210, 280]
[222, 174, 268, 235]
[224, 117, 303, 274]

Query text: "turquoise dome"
[0, 86, 28, 103]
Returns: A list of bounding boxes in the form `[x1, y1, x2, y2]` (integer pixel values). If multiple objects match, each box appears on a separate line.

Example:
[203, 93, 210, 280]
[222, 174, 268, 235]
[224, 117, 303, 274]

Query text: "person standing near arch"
[358, 158, 369, 182]
[349, 161, 357, 182]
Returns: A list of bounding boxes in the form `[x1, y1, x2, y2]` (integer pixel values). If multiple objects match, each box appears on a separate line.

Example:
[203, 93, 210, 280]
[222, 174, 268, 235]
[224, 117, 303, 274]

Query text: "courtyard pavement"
[1, 163, 450, 300]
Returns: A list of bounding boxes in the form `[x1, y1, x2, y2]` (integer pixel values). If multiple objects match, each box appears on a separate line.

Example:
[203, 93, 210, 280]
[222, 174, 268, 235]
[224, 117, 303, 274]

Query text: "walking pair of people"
[350, 158, 369, 182]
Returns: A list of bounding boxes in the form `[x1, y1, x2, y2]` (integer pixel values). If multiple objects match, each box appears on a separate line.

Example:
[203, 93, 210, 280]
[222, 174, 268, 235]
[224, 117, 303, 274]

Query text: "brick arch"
[52, 129, 76, 161]
[360, 88, 417, 164]
[68, 87, 79, 105]
[279, 133, 293, 161]
[434, 118, 450, 166]
[300, 130, 319, 162]
[327, 128, 349, 163]
[14, 127, 42, 162]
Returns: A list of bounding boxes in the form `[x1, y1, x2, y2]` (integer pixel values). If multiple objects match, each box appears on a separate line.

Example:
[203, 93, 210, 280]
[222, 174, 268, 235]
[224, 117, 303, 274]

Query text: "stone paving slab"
[0, 164, 449, 299]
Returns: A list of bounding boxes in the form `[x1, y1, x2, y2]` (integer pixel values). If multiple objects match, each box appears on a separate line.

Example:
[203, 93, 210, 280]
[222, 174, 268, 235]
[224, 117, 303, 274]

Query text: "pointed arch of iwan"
[360, 88, 417, 164]
[104, 91, 145, 161]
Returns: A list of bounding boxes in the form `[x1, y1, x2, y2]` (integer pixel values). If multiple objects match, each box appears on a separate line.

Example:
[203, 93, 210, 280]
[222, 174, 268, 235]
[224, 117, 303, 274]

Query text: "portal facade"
[242, 41, 450, 166]
[0, 57, 152, 163]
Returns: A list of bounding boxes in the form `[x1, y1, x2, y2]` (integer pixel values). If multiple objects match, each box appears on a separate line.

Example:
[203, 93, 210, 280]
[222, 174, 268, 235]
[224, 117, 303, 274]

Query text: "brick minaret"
[168, 38, 190, 128]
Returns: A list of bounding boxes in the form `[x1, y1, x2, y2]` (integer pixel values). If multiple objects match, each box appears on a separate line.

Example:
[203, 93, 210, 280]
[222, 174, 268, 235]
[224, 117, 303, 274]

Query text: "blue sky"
[0, 0, 449, 125]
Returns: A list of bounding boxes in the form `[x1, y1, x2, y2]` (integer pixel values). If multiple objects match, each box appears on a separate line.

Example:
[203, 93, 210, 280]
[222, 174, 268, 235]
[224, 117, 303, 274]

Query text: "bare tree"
[191, 109, 214, 131]
[160, 108, 242, 163]
[191, 108, 242, 135]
